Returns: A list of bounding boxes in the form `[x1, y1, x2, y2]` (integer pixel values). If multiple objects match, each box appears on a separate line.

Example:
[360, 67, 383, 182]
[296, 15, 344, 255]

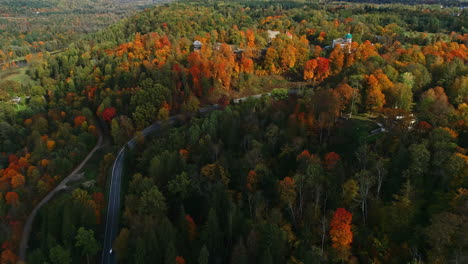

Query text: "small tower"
[345, 33, 352, 43]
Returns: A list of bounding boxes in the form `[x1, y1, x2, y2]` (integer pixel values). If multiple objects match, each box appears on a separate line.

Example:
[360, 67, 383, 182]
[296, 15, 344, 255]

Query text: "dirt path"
[18, 131, 104, 261]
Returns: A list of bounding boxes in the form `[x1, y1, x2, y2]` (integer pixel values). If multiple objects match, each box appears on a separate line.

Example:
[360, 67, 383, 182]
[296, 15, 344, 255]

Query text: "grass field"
[348, 114, 379, 132]
[330, 114, 381, 160]
[1, 67, 35, 85]
[0, 66, 37, 109]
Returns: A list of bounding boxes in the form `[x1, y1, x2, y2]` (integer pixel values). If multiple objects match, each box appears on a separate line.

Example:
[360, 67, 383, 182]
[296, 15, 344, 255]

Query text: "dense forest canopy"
[116, 91, 467, 264]
[342, 0, 465, 6]
[0, 0, 466, 263]
[0, 0, 164, 65]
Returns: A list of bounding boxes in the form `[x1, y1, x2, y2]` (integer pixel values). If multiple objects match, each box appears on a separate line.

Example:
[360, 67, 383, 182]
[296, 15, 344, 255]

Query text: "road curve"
[101, 91, 297, 264]
[101, 116, 182, 264]
[18, 130, 104, 261]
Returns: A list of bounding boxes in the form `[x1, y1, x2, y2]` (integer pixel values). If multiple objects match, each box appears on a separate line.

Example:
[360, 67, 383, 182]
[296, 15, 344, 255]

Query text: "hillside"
[0, 1, 466, 263]
[343, 0, 465, 6]
[0, 0, 168, 66]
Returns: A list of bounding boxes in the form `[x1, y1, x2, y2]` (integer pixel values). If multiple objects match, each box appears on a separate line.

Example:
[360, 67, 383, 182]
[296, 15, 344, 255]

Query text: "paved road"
[18, 131, 104, 261]
[101, 115, 183, 264]
[101, 91, 298, 263]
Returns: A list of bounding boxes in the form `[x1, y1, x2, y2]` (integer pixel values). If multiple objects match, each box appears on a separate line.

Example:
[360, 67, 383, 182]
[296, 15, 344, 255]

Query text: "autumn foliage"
[102, 107, 117, 122]
[366, 75, 386, 112]
[246, 170, 258, 192]
[296, 150, 311, 161]
[185, 214, 197, 241]
[330, 208, 353, 260]
[179, 149, 189, 160]
[304, 57, 330, 82]
[279, 177, 296, 209]
[74, 116, 87, 127]
[23, 119, 32, 127]
[176, 256, 186, 264]
[5, 192, 19, 206]
[46, 140, 56, 151]
[324, 152, 340, 170]
[1, 3, 467, 263]
[1, 249, 17, 264]
[10, 174, 25, 189]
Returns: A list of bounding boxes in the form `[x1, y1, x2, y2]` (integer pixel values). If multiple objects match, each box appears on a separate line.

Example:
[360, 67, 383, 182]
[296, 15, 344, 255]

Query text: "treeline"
[342, 0, 463, 7]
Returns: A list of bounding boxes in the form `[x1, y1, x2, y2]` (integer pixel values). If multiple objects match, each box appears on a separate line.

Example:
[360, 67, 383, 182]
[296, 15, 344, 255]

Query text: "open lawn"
[348, 114, 378, 131]
[329, 114, 380, 162]
[2, 67, 34, 85]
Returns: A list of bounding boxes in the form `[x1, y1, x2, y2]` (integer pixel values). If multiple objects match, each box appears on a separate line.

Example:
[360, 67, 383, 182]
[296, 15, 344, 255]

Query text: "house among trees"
[267, 30, 293, 42]
[332, 33, 352, 52]
[267, 30, 280, 42]
[9, 96, 21, 104]
[193, 40, 202, 51]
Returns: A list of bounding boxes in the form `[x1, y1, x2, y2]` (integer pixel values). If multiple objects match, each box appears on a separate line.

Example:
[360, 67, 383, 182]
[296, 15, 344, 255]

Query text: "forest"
[343, 0, 464, 6]
[0, 0, 160, 68]
[0, 0, 466, 263]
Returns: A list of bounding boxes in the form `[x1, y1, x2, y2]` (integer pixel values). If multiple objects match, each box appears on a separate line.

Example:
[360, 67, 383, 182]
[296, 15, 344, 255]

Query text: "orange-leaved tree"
[329, 46, 344, 74]
[5, 192, 19, 206]
[304, 58, 318, 81]
[1, 249, 17, 264]
[185, 214, 197, 241]
[330, 208, 353, 261]
[11, 174, 25, 188]
[366, 74, 386, 112]
[335, 83, 357, 114]
[304, 57, 330, 82]
[74, 116, 87, 127]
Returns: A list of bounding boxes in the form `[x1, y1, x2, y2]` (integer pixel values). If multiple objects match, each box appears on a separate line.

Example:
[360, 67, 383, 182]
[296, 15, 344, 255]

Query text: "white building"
[332, 32, 352, 49]
[9, 96, 21, 104]
[267, 30, 281, 41]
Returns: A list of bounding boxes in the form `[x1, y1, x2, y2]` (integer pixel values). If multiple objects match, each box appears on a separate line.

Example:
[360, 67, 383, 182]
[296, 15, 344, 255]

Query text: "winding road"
[101, 92, 297, 264]
[101, 111, 214, 264]
[101, 104, 258, 263]
[18, 129, 104, 261]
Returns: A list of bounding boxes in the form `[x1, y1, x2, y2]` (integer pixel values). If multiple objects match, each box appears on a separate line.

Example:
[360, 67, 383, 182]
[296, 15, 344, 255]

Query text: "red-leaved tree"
[330, 208, 353, 261]
[102, 107, 117, 122]
[324, 152, 340, 170]
[176, 256, 186, 264]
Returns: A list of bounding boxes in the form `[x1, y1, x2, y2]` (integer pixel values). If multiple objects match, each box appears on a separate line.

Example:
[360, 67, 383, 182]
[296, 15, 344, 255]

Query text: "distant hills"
[0, 0, 168, 15]
[341, 0, 466, 6]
